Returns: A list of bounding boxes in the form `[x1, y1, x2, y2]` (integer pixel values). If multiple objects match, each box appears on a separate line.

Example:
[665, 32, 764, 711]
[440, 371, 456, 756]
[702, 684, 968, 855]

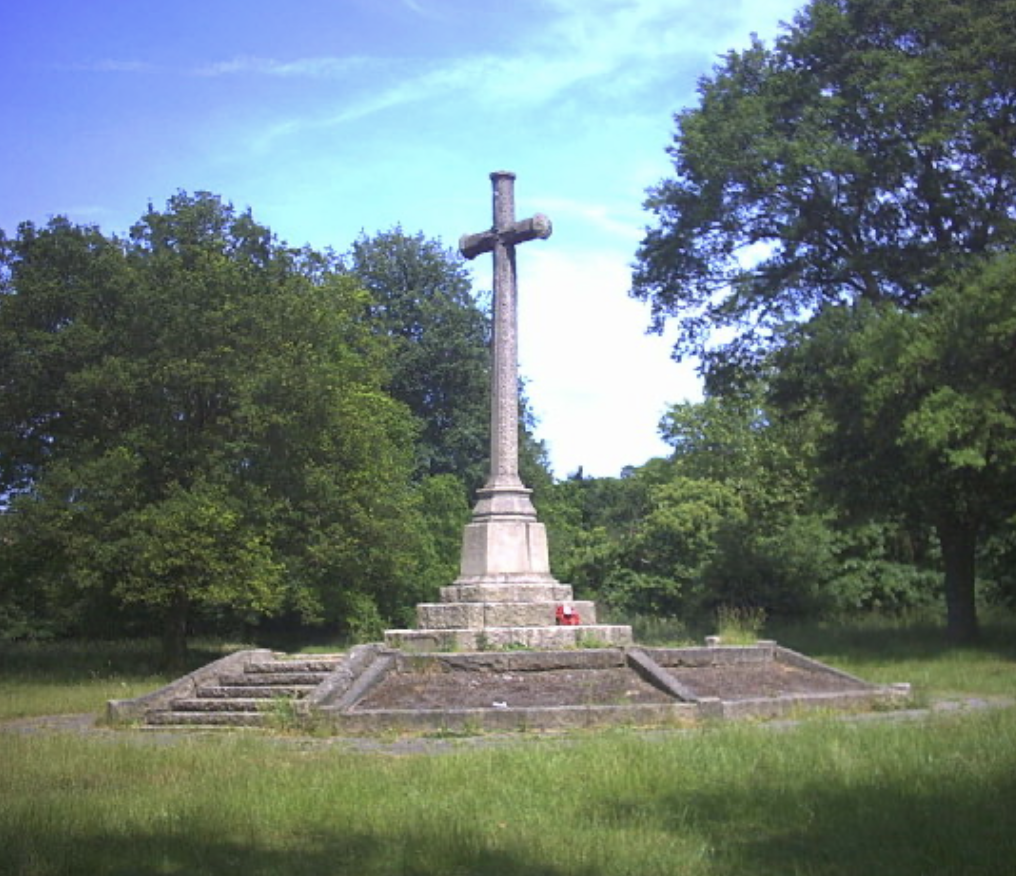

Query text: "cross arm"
[459, 229, 497, 261]
[458, 214, 553, 261]
[504, 214, 553, 247]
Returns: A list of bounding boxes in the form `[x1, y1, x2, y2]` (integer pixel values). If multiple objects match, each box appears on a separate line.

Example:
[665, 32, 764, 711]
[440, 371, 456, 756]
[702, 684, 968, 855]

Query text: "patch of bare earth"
[358, 662, 870, 710]
[667, 662, 868, 700]
[356, 667, 673, 710]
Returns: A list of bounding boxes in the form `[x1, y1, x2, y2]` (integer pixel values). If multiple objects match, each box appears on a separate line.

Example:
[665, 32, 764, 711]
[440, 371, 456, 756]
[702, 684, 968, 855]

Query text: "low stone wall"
[309, 643, 910, 735]
[332, 702, 700, 735]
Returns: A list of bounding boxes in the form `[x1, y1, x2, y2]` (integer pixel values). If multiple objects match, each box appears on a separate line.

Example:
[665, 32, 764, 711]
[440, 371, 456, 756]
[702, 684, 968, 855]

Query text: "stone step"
[248, 657, 344, 674]
[170, 697, 288, 713]
[440, 582, 574, 603]
[416, 600, 596, 630]
[385, 623, 633, 652]
[216, 671, 333, 687]
[147, 711, 268, 728]
[196, 685, 318, 699]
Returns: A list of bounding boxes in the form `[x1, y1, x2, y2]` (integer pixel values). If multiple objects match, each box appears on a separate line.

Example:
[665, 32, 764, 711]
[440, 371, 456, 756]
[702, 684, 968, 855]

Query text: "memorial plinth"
[385, 172, 631, 651]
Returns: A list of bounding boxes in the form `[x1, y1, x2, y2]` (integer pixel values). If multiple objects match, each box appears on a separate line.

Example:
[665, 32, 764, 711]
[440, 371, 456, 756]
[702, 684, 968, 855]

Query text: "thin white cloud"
[242, 0, 733, 146]
[195, 55, 381, 78]
[400, 0, 446, 19]
[539, 196, 646, 245]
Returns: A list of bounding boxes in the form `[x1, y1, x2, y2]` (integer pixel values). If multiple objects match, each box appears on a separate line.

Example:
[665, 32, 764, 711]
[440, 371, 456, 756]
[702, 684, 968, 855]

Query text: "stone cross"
[459, 171, 552, 506]
[380, 171, 631, 649]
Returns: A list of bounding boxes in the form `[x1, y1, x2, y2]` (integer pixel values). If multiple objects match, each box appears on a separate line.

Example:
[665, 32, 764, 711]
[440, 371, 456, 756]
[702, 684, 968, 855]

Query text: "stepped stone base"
[386, 563, 631, 652]
[415, 600, 598, 629]
[109, 641, 911, 734]
[384, 623, 633, 652]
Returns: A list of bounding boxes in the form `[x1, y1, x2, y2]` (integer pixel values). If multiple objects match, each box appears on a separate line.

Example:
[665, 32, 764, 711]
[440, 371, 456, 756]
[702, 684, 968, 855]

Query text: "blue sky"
[2, 0, 803, 478]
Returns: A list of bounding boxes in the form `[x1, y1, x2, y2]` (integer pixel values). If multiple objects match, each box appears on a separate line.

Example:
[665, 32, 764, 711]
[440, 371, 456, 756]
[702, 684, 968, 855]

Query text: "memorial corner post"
[457, 171, 555, 583]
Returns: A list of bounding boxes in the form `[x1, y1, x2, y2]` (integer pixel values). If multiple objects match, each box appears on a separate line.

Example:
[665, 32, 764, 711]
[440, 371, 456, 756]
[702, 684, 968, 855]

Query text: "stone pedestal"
[384, 488, 632, 652]
[384, 171, 631, 653]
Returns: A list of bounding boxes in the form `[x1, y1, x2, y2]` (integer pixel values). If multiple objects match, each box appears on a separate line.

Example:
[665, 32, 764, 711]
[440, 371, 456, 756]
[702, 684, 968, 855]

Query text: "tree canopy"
[346, 228, 491, 492]
[633, 0, 1016, 380]
[774, 253, 1016, 639]
[0, 194, 426, 662]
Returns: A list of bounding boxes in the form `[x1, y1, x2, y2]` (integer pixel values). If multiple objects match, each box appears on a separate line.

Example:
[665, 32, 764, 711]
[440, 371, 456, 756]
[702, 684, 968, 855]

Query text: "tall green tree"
[0, 194, 421, 662]
[346, 228, 491, 492]
[633, 0, 1016, 381]
[775, 254, 1016, 640]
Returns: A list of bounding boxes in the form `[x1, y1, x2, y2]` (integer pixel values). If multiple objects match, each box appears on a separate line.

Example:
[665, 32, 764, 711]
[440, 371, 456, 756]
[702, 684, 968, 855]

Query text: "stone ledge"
[327, 702, 698, 734]
[440, 582, 574, 603]
[393, 648, 628, 672]
[416, 600, 597, 629]
[384, 624, 633, 652]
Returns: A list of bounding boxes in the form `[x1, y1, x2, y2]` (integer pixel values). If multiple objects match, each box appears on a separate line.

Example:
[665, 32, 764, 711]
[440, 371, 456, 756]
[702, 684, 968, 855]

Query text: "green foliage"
[634, 0, 1016, 379]
[346, 228, 491, 492]
[714, 605, 767, 644]
[824, 523, 942, 615]
[0, 193, 426, 660]
[775, 253, 1016, 639]
[547, 379, 944, 626]
[616, 0, 1016, 635]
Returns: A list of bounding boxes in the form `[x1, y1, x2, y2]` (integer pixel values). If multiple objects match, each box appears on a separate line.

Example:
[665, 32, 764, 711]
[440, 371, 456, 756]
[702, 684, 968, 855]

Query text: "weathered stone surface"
[415, 600, 597, 630]
[384, 624, 633, 652]
[329, 702, 697, 735]
[456, 516, 553, 582]
[111, 642, 910, 734]
[106, 648, 276, 722]
[378, 173, 632, 651]
[317, 652, 396, 713]
[109, 652, 345, 729]
[440, 582, 574, 603]
[216, 671, 331, 687]
[626, 648, 700, 702]
[305, 644, 386, 710]
[170, 697, 279, 713]
[641, 645, 772, 668]
[398, 649, 627, 673]
[146, 711, 267, 728]
[415, 603, 485, 629]
[197, 685, 318, 699]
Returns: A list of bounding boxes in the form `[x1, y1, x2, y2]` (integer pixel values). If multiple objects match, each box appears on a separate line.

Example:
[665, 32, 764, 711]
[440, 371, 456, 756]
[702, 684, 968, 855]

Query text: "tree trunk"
[161, 590, 190, 670]
[937, 515, 979, 643]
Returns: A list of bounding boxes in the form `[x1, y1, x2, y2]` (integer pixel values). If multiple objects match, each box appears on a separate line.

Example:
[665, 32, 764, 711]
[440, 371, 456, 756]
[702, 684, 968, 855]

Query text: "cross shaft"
[459, 171, 551, 501]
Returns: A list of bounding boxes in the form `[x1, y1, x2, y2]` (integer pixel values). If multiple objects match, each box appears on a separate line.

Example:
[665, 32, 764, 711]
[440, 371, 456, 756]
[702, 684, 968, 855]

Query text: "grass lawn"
[1, 618, 1014, 876]
[0, 639, 253, 722]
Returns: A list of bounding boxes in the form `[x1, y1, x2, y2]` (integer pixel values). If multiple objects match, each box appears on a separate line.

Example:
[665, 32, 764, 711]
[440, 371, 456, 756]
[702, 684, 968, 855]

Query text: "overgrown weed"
[714, 606, 767, 644]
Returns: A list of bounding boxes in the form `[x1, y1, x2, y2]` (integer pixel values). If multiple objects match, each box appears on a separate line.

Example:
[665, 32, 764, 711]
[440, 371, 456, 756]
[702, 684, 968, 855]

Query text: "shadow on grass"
[594, 760, 1016, 876]
[0, 825, 595, 876]
[769, 616, 1016, 667]
[0, 638, 246, 684]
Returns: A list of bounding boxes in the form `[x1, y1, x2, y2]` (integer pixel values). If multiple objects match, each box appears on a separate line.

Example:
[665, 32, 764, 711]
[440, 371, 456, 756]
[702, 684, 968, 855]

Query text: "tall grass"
[0, 639, 250, 721]
[1, 617, 1015, 874]
[769, 613, 1016, 698]
[1, 707, 1014, 875]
